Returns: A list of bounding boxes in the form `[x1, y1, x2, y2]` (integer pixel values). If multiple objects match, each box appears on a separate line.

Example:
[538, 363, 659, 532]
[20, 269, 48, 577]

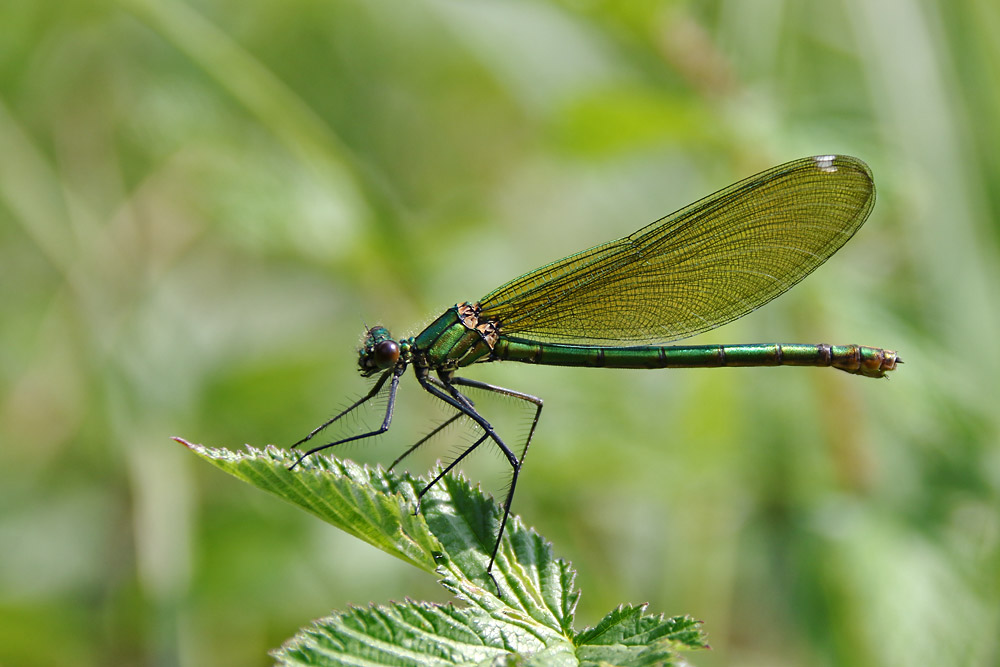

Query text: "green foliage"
[5, 1, 1000, 665]
[180, 439, 707, 666]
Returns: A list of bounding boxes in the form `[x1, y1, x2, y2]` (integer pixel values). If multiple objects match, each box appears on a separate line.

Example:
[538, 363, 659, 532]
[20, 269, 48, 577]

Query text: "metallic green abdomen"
[493, 339, 898, 378]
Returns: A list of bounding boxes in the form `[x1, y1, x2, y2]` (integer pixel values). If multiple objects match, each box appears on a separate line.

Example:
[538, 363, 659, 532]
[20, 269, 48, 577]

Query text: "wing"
[477, 155, 875, 345]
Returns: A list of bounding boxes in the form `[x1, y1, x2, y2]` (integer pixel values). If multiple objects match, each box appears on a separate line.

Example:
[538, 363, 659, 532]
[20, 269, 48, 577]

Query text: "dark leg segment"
[289, 364, 546, 593]
[414, 370, 544, 592]
[289, 369, 402, 469]
[413, 431, 490, 514]
[448, 376, 543, 468]
[389, 412, 465, 471]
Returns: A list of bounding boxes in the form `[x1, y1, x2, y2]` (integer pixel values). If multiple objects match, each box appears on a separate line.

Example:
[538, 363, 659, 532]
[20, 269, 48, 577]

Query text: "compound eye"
[373, 340, 400, 369]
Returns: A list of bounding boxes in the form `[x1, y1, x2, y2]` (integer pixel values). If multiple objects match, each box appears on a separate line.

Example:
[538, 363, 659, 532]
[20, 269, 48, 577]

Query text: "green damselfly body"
[291, 154, 899, 590]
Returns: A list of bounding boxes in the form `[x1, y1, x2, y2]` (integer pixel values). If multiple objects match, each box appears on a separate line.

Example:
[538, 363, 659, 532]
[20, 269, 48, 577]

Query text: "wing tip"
[811, 154, 872, 180]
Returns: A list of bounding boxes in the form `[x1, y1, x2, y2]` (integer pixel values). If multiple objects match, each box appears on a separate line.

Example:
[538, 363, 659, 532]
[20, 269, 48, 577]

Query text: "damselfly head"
[358, 326, 400, 376]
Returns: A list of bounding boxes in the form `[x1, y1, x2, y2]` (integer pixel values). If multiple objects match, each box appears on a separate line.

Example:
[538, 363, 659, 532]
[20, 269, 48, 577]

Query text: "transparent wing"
[477, 155, 875, 345]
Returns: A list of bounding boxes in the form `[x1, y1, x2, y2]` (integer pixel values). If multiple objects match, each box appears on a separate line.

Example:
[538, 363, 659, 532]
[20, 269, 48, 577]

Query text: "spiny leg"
[408, 375, 494, 486]
[415, 371, 525, 592]
[413, 430, 490, 514]
[444, 376, 544, 590]
[410, 375, 542, 473]
[389, 374, 482, 473]
[292, 371, 391, 449]
[388, 373, 478, 471]
[448, 376, 543, 469]
[289, 369, 402, 470]
[389, 412, 465, 471]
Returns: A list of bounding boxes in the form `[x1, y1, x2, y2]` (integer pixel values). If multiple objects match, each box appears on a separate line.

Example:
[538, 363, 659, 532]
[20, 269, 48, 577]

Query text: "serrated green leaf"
[178, 440, 579, 625]
[423, 474, 579, 635]
[178, 439, 707, 666]
[575, 606, 705, 648]
[274, 601, 705, 667]
[574, 606, 707, 667]
[178, 439, 440, 571]
[274, 599, 549, 667]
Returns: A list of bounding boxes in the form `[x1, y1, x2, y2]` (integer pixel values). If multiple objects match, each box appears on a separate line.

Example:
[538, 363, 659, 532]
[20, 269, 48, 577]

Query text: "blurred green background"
[2, 0, 998, 665]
